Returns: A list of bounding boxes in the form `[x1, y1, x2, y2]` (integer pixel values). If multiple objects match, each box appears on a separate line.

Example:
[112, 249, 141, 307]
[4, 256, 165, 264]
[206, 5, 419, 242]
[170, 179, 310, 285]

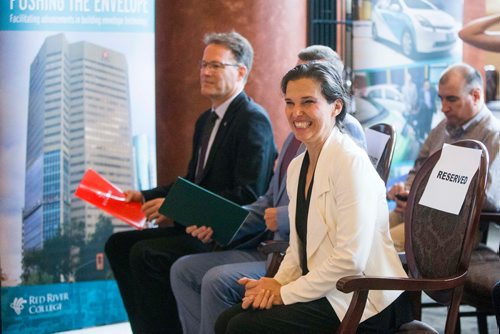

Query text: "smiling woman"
[215, 62, 414, 334]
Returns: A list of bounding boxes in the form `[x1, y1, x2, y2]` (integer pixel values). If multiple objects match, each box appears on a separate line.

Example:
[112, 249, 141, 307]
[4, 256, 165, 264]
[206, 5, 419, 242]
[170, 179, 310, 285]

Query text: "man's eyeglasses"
[199, 60, 240, 71]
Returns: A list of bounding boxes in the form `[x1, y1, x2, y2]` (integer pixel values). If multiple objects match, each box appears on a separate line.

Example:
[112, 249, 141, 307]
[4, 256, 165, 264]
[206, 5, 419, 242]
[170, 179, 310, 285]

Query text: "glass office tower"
[23, 34, 134, 251]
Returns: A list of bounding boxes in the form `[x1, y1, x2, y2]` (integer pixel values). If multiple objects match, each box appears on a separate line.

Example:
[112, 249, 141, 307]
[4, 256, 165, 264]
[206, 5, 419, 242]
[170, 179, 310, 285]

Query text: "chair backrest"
[366, 123, 396, 184]
[404, 139, 489, 330]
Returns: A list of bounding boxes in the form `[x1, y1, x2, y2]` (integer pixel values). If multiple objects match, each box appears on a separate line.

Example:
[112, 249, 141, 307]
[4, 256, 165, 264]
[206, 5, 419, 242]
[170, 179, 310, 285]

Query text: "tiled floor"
[422, 295, 497, 333]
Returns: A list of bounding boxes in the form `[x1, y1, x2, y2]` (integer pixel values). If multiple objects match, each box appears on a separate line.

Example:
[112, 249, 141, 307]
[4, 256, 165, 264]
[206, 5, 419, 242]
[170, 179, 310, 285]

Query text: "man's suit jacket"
[274, 127, 406, 322]
[229, 133, 305, 249]
[142, 91, 277, 206]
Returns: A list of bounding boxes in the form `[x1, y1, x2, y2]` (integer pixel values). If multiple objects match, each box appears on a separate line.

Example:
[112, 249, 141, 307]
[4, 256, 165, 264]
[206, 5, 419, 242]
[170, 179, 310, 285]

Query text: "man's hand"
[238, 277, 283, 309]
[387, 183, 409, 217]
[386, 182, 406, 201]
[141, 198, 165, 221]
[186, 225, 214, 244]
[124, 190, 144, 203]
[264, 208, 279, 232]
[394, 190, 409, 216]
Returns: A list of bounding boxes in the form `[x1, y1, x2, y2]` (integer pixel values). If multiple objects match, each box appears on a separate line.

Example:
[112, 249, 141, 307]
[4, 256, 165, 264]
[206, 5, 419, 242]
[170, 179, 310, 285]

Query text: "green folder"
[159, 177, 249, 246]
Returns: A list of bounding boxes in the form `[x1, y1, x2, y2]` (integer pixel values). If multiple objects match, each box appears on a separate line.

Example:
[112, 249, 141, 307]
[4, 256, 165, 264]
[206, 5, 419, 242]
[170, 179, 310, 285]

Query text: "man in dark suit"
[105, 31, 277, 334]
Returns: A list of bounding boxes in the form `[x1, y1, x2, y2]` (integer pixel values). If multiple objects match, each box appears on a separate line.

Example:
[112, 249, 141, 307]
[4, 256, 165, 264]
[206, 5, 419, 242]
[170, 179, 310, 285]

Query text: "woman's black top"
[296, 152, 315, 275]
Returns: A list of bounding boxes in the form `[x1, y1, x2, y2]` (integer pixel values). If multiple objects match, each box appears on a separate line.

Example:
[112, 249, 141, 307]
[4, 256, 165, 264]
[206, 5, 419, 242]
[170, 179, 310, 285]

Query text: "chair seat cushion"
[462, 245, 500, 311]
[397, 320, 438, 333]
[470, 244, 499, 262]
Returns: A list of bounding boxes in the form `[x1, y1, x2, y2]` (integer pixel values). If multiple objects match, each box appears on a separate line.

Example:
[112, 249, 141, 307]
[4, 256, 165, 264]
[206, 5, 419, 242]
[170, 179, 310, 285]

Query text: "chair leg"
[445, 289, 464, 334]
[455, 314, 461, 334]
[408, 291, 422, 320]
[477, 313, 488, 334]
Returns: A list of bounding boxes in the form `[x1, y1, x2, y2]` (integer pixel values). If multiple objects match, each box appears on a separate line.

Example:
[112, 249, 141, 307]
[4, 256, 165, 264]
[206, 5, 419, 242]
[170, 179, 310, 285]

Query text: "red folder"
[75, 169, 146, 229]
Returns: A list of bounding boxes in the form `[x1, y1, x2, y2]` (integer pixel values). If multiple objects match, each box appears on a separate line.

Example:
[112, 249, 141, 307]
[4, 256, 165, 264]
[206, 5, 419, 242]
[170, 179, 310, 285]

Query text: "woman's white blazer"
[274, 127, 406, 322]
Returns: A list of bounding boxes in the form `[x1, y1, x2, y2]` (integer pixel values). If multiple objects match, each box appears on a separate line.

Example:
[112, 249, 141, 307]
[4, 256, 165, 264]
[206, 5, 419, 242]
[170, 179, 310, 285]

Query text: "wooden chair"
[335, 139, 489, 334]
[367, 123, 396, 184]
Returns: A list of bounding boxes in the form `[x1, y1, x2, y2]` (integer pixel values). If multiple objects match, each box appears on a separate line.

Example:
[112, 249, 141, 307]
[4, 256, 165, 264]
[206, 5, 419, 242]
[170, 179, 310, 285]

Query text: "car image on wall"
[354, 94, 421, 164]
[363, 84, 408, 115]
[371, 0, 457, 58]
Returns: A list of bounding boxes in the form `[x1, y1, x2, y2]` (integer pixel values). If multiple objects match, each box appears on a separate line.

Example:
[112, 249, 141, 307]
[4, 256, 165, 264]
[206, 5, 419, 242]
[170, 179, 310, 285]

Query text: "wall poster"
[1, 1, 156, 332]
[352, 0, 464, 184]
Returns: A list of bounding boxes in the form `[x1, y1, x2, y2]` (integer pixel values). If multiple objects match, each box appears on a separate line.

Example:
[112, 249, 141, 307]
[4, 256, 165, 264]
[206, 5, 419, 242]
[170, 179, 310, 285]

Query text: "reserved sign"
[419, 144, 481, 215]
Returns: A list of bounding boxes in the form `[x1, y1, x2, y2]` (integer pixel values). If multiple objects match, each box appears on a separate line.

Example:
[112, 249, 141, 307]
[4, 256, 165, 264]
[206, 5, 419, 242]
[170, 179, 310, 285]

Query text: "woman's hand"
[238, 277, 283, 309]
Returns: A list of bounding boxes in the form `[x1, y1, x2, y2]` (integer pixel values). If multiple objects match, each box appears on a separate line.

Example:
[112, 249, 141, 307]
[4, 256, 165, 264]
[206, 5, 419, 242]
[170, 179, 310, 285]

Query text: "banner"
[1, 1, 156, 332]
[352, 0, 464, 183]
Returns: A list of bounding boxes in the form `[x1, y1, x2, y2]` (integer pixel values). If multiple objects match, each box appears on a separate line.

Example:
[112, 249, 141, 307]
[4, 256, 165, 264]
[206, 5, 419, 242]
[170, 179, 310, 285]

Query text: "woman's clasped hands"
[238, 277, 283, 310]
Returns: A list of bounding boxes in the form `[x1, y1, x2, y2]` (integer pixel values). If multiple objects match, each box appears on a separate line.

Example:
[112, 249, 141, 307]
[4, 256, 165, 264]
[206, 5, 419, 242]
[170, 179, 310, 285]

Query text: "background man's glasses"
[199, 61, 240, 71]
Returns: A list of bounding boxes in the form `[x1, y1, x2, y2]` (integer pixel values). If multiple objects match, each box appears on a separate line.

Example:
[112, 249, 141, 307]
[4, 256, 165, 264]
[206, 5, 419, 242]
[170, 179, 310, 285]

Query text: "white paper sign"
[365, 128, 390, 168]
[419, 144, 482, 215]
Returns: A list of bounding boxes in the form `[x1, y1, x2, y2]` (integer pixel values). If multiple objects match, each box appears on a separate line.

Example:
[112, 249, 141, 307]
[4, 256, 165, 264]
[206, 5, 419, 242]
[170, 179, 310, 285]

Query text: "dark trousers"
[105, 225, 211, 334]
[215, 292, 413, 334]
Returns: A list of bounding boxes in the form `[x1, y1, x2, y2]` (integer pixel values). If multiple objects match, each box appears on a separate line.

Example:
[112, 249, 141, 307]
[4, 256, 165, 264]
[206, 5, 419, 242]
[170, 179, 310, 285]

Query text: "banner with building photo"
[1, 1, 156, 332]
[352, 0, 463, 183]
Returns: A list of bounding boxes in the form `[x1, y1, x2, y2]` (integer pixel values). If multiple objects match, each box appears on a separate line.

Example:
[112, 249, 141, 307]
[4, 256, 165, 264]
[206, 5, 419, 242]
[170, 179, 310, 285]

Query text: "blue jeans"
[170, 250, 266, 334]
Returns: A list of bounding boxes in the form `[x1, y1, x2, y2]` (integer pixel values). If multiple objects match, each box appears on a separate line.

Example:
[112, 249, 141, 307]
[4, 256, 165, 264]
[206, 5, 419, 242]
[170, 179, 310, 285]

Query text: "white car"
[362, 84, 408, 115]
[353, 95, 406, 129]
[371, 0, 457, 57]
[353, 95, 420, 163]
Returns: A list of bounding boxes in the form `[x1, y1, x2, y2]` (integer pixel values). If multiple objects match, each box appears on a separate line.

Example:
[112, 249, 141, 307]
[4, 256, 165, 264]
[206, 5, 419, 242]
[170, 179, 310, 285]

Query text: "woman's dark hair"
[281, 61, 349, 124]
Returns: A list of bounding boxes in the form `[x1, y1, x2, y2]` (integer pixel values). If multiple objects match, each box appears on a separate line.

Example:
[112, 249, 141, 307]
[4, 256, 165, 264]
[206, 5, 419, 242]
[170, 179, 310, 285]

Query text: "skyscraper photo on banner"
[1, 1, 156, 332]
[352, 0, 463, 183]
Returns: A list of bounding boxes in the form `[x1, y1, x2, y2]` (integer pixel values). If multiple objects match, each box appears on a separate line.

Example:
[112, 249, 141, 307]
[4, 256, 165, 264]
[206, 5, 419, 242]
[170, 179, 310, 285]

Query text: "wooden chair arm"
[337, 272, 468, 294]
[258, 240, 289, 277]
[257, 240, 289, 256]
[480, 211, 500, 223]
[336, 272, 467, 334]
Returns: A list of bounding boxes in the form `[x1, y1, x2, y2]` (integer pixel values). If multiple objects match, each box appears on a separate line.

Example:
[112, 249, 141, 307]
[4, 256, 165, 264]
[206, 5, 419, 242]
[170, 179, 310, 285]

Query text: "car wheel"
[401, 30, 415, 57]
[372, 23, 379, 41]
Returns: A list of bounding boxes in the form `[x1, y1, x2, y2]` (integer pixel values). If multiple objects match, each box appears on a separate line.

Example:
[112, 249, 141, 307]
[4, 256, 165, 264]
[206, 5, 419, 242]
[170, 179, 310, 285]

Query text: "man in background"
[387, 63, 500, 251]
